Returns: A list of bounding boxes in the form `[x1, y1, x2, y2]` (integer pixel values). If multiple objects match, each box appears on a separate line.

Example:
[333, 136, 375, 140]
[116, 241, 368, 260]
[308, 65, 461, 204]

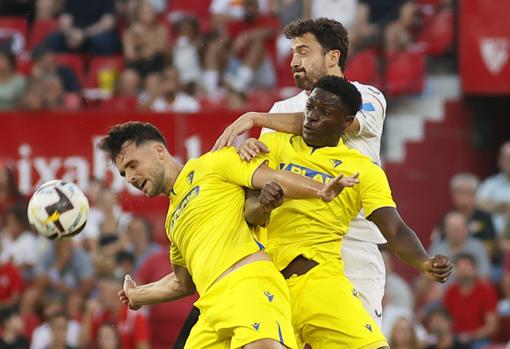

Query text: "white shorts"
[342, 237, 386, 328]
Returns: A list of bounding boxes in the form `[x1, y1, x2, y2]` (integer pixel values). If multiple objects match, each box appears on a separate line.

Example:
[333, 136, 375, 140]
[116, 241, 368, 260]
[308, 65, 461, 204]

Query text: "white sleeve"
[210, 0, 228, 14]
[476, 178, 494, 202]
[356, 92, 386, 138]
[260, 102, 282, 135]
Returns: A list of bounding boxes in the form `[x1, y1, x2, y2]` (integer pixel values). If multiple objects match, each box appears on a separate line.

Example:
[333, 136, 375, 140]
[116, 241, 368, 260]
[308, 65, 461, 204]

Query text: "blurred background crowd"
[1, 0, 510, 348]
[0, 0, 454, 112]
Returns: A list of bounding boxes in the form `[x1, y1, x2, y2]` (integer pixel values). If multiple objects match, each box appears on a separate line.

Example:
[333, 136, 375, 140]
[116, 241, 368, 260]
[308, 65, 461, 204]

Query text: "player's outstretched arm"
[213, 111, 304, 150]
[252, 164, 359, 202]
[367, 207, 453, 283]
[118, 265, 196, 309]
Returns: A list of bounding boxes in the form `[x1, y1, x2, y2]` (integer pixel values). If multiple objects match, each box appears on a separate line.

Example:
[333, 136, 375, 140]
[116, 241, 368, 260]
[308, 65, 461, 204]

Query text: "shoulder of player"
[270, 90, 308, 112]
[343, 148, 385, 176]
[352, 81, 387, 108]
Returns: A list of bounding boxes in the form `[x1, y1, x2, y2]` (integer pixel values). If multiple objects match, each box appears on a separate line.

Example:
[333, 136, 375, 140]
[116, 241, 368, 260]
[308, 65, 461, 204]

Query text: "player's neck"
[163, 162, 184, 196]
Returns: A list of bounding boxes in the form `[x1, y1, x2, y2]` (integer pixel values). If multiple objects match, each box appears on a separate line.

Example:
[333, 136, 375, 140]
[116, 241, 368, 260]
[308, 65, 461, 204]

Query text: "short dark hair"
[99, 121, 167, 162]
[427, 307, 452, 322]
[0, 306, 19, 325]
[313, 76, 362, 116]
[284, 18, 349, 71]
[2, 203, 29, 230]
[454, 252, 477, 267]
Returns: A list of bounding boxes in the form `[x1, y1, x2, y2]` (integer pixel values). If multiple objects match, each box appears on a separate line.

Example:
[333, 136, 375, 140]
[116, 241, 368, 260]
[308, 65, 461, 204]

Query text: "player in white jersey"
[214, 18, 389, 326]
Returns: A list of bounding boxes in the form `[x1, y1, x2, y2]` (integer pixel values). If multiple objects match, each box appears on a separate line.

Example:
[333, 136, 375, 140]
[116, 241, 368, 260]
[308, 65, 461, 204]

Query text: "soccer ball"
[27, 180, 89, 240]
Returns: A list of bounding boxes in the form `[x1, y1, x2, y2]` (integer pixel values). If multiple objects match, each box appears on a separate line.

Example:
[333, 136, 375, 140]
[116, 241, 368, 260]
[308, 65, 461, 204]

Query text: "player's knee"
[243, 338, 287, 349]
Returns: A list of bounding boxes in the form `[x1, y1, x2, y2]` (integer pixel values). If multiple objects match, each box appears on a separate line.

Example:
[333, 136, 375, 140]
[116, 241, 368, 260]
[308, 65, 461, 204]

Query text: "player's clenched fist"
[260, 182, 284, 213]
[423, 255, 453, 283]
[118, 275, 142, 310]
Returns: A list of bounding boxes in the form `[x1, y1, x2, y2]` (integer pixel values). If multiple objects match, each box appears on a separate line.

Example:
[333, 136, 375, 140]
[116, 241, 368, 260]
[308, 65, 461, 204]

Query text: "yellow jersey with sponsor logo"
[165, 147, 266, 296]
[259, 132, 396, 271]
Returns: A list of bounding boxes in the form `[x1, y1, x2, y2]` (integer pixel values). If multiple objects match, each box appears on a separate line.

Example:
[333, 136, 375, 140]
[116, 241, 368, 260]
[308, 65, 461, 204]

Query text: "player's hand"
[260, 182, 284, 212]
[423, 255, 453, 283]
[238, 138, 269, 161]
[118, 274, 142, 310]
[318, 173, 359, 202]
[212, 112, 259, 151]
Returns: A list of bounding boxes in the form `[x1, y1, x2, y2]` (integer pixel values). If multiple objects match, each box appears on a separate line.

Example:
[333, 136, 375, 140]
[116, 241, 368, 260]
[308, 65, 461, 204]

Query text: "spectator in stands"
[123, 1, 169, 78]
[34, 240, 95, 297]
[384, 1, 417, 52]
[0, 307, 29, 349]
[35, 0, 62, 20]
[115, 69, 141, 98]
[430, 211, 491, 279]
[434, 173, 499, 270]
[0, 204, 37, 281]
[114, 250, 135, 281]
[79, 275, 150, 349]
[125, 217, 161, 271]
[389, 317, 422, 349]
[96, 323, 120, 349]
[45, 0, 119, 55]
[223, 0, 278, 93]
[425, 308, 469, 349]
[172, 16, 201, 95]
[443, 253, 498, 349]
[494, 251, 510, 343]
[477, 141, 510, 249]
[0, 49, 26, 110]
[46, 312, 76, 349]
[139, 66, 200, 113]
[22, 73, 79, 111]
[82, 188, 132, 254]
[31, 44, 81, 93]
[135, 250, 196, 349]
[304, 0, 357, 30]
[0, 256, 23, 311]
[31, 297, 81, 349]
[0, 163, 24, 225]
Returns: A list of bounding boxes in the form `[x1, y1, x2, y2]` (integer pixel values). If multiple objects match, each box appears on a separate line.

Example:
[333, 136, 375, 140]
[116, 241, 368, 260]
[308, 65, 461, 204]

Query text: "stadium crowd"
[0, 0, 454, 112]
[2, 0, 509, 349]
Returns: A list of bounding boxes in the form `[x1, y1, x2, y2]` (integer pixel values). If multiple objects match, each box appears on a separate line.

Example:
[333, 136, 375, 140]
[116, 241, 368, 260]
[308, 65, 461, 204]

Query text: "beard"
[146, 166, 167, 197]
[293, 62, 328, 91]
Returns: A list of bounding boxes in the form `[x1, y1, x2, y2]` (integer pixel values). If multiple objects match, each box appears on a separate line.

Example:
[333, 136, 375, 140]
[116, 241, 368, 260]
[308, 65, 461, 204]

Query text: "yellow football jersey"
[165, 147, 266, 296]
[259, 132, 396, 271]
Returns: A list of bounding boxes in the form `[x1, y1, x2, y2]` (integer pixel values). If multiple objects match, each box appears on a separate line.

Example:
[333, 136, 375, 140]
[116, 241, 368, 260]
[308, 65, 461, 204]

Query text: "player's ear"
[154, 143, 166, 159]
[326, 49, 340, 68]
[343, 115, 354, 129]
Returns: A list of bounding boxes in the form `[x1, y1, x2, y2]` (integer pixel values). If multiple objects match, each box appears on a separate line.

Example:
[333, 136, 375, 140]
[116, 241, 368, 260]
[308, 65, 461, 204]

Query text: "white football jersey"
[263, 81, 388, 243]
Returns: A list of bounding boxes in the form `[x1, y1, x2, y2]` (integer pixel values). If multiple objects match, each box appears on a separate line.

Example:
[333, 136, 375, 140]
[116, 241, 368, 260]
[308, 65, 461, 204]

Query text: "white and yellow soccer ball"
[27, 180, 89, 240]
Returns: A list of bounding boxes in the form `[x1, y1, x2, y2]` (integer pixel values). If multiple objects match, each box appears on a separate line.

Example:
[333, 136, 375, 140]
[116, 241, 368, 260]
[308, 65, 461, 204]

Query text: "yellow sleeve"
[360, 163, 397, 217]
[258, 132, 286, 170]
[211, 147, 268, 188]
[169, 242, 186, 267]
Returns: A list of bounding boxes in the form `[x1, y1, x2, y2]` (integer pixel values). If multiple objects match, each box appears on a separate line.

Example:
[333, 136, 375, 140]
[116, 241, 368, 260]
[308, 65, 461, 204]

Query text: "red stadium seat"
[345, 49, 383, 89]
[54, 54, 86, 86]
[85, 55, 124, 89]
[28, 19, 58, 49]
[385, 50, 426, 96]
[417, 9, 454, 56]
[0, 16, 29, 52]
[167, 0, 211, 20]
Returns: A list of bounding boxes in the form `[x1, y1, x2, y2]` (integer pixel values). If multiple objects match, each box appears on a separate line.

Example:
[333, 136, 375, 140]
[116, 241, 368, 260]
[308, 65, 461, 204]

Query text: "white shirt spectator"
[310, 0, 358, 29]
[80, 205, 132, 241]
[477, 172, 510, 235]
[0, 230, 37, 266]
[210, 0, 271, 18]
[30, 320, 81, 349]
[148, 93, 200, 113]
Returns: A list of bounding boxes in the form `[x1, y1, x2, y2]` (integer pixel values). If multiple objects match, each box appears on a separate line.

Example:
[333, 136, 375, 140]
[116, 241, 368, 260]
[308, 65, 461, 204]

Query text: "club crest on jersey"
[330, 159, 342, 168]
[187, 171, 194, 185]
[279, 163, 332, 184]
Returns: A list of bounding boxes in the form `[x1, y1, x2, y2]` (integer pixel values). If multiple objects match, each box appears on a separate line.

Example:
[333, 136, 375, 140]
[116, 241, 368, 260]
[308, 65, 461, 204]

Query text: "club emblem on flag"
[480, 38, 509, 75]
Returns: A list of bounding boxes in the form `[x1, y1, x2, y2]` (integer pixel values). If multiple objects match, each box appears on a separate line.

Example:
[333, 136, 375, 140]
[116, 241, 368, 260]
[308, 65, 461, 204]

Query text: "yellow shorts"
[287, 259, 388, 349]
[185, 260, 297, 349]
